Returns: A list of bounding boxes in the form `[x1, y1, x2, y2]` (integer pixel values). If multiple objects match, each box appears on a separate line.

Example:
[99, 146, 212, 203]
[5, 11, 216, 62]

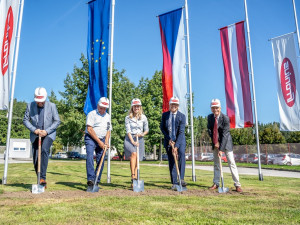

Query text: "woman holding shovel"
[124, 98, 149, 188]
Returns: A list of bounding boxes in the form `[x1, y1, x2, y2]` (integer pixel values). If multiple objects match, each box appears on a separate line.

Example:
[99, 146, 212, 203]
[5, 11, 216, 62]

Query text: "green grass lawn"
[0, 160, 299, 224]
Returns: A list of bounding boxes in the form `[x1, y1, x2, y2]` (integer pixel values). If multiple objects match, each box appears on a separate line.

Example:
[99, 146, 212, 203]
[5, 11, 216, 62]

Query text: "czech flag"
[158, 8, 188, 118]
[220, 21, 253, 128]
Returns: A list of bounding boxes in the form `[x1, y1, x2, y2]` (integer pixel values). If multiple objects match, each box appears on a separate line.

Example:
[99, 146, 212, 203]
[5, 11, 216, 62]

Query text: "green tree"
[259, 123, 285, 144]
[230, 127, 255, 145]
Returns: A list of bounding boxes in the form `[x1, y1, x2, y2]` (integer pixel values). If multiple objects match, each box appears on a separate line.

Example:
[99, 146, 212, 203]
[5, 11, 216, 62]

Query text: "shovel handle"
[37, 136, 42, 184]
[171, 144, 181, 184]
[136, 135, 140, 180]
[219, 154, 223, 178]
[95, 146, 108, 178]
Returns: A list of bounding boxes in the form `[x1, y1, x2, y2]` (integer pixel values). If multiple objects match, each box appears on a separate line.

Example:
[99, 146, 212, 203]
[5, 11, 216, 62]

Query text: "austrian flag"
[220, 21, 253, 128]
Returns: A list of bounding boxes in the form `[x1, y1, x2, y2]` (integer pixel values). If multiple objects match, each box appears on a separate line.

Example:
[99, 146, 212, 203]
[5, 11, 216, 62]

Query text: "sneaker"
[40, 179, 47, 188]
[208, 184, 219, 190]
[181, 180, 187, 187]
[87, 180, 94, 186]
[171, 184, 177, 190]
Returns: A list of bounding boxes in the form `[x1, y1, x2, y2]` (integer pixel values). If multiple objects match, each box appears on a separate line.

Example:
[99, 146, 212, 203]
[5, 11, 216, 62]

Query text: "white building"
[9, 139, 32, 159]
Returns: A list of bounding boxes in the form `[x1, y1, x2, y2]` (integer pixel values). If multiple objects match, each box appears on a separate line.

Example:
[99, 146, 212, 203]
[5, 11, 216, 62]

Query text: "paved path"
[144, 163, 300, 179]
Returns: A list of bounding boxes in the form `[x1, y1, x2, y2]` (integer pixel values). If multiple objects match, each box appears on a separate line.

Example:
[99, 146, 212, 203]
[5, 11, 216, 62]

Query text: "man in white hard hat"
[85, 97, 112, 188]
[207, 99, 242, 192]
[23, 87, 61, 188]
[160, 96, 187, 189]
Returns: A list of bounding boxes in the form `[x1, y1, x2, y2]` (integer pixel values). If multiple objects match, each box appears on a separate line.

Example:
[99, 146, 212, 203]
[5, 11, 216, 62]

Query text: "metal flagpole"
[244, 0, 263, 181]
[292, 0, 300, 54]
[184, 0, 196, 182]
[107, 0, 115, 183]
[3, 0, 25, 185]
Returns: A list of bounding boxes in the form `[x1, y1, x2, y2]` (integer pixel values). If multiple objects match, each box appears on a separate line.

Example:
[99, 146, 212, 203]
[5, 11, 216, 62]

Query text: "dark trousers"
[32, 136, 53, 180]
[166, 144, 186, 184]
[85, 134, 105, 184]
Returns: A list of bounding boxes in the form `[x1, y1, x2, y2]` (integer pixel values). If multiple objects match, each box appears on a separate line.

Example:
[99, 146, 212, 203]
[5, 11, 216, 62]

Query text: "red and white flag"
[220, 21, 253, 128]
[271, 33, 300, 131]
[158, 8, 188, 119]
[0, 0, 20, 110]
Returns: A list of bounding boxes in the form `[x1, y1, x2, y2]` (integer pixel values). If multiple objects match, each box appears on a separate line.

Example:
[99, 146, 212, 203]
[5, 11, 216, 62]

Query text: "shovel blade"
[218, 187, 229, 193]
[175, 185, 187, 192]
[133, 179, 144, 192]
[32, 184, 45, 194]
[87, 185, 100, 193]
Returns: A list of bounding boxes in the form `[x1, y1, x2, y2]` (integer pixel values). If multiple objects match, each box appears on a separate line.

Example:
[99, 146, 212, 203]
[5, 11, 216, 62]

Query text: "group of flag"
[1, 0, 300, 132]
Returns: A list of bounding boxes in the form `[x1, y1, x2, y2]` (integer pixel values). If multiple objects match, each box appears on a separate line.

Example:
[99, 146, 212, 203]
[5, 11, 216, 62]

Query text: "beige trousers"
[213, 149, 241, 187]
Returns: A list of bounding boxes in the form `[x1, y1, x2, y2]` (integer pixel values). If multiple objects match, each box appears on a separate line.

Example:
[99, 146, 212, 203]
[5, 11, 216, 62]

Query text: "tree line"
[1, 54, 300, 155]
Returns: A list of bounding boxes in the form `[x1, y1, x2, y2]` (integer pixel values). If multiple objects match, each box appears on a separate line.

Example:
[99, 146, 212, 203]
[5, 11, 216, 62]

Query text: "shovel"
[133, 135, 144, 192]
[87, 146, 108, 193]
[171, 144, 187, 192]
[218, 154, 229, 193]
[32, 136, 45, 194]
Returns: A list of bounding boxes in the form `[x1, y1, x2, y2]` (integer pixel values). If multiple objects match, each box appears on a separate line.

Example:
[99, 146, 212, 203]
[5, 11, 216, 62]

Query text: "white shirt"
[125, 114, 149, 135]
[85, 109, 112, 139]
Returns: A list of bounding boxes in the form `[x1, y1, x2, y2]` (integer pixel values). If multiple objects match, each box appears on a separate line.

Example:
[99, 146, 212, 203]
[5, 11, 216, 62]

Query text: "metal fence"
[185, 143, 300, 165]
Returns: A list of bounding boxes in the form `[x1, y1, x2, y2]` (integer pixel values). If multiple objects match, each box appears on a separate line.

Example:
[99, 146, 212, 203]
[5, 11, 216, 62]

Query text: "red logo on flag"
[280, 58, 296, 107]
[1, 7, 14, 76]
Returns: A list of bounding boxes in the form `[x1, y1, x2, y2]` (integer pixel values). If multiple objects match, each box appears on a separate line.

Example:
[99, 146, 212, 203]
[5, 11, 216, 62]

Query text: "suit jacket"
[23, 101, 61, 143]
[207, 112, 233, 151]
[160, 110, 186, 149]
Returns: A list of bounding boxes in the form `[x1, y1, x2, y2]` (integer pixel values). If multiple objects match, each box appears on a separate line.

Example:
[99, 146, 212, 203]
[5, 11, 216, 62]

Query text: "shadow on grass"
[100, 182, 129, 189]
[8, 183, 32, 189]
[55, 182, 86, 191]
[47, 171, 69, 176]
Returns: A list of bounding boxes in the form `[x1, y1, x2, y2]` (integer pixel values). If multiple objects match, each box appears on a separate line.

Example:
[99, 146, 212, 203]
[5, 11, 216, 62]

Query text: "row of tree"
[1, 55, 299, 156]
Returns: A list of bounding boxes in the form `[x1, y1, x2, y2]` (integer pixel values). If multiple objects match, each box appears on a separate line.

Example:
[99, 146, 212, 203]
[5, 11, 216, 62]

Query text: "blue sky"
[14, 0, 299, 124]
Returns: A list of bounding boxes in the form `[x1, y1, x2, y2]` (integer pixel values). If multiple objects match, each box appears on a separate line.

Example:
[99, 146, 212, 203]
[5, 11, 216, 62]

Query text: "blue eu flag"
[84, 0, 111, 115]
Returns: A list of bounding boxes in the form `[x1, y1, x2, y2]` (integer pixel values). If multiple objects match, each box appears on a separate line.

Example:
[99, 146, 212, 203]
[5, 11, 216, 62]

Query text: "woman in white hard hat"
[124, 98, 149, 188]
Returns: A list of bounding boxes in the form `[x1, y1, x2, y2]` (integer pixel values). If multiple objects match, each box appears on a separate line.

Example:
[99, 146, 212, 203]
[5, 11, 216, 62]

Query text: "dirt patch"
[0, 188, 254, 201]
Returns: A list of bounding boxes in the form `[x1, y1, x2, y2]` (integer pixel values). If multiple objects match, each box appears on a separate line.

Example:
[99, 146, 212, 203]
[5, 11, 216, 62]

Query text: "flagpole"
[3, 0, 25, 185]
[244, 0, 263, 181]
[292, 0, 300, 54]
[184, 0, 196, 182]
[107, 0, 115, 184]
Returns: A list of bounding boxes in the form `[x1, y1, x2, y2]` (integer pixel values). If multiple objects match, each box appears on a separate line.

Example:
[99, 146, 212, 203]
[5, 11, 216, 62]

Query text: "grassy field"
[0, 160, 300, 224]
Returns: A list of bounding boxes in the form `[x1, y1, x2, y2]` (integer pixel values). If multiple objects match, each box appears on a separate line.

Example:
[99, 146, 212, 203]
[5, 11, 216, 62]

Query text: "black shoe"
[87, 180, 94, 186]
[181, 180, 187, 187]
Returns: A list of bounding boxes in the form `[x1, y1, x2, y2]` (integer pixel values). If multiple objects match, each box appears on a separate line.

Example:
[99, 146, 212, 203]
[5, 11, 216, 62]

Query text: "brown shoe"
[40, 179, 47, 189]
[236, 186, 243, 192]
[209, 184, 219, 190]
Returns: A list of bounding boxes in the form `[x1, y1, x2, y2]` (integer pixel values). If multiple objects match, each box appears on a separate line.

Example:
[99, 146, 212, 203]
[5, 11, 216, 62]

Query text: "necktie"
[172, 114, 176, 141]
[213, 117, 218, 145]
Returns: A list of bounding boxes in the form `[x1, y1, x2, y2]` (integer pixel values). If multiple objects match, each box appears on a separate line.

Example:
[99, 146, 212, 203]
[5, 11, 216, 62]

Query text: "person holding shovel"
[160, 96, 187, 190]
[23, 87, 61, 188]
[85, 97, 112, 188]
[124, 98, 149, 188]
[207, 99, 242, 192]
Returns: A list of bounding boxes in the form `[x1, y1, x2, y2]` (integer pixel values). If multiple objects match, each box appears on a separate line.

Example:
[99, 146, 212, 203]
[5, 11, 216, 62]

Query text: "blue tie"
[172, 114, 176, 141]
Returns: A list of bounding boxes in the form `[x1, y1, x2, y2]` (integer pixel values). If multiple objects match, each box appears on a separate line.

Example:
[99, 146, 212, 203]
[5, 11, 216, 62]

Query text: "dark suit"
[160, 111, 186, 184]
[207, 112, 241, 187]
[23, 101, 60, 180]
[207, 112, 233, 151]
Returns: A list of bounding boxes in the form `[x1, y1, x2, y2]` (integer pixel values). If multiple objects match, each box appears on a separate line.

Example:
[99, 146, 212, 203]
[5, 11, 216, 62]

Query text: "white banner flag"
[0, 0, 20, 110]
[271, 33, 300, 131]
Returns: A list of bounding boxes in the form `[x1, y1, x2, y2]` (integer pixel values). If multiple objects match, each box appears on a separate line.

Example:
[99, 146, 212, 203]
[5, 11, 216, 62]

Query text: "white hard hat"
[34, 87, 47, 102]
[131, 98, 142, 106]
[98, 97, 109, 108]
[211, 98, 221, 108]
[169, 96, 179, 105]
